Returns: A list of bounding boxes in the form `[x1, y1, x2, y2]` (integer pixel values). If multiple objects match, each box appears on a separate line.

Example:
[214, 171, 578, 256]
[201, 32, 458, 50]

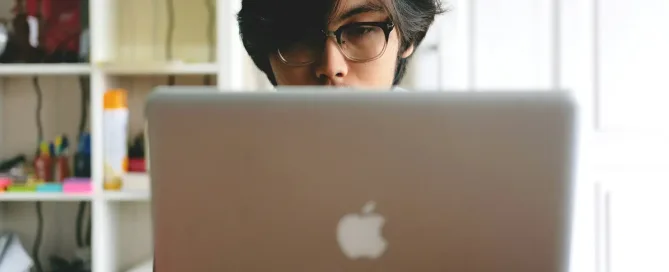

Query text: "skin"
[268, 0, 415, 88]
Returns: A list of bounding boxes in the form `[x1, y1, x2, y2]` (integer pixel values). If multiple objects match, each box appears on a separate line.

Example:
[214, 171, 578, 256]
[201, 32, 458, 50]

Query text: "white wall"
[415, 1, 669, 272]
[597, 0, 669, 271]
[599, 0, 669, 130]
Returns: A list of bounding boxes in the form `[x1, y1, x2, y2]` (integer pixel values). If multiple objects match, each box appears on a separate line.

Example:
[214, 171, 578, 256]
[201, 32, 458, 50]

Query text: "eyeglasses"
[277, 21, 395, 66]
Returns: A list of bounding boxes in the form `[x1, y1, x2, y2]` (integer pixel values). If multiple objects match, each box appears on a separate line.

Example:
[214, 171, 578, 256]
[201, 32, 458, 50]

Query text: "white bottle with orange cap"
[103, 89, 128, 191]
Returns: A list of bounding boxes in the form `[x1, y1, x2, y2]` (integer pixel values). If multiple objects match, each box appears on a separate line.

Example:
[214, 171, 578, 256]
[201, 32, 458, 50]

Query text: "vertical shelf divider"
[91, 0, 117, 271]
[218, 0, 244, 91]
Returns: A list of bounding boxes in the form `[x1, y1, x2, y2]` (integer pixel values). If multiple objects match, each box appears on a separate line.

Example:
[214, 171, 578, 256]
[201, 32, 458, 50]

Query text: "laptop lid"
[147, 87, 576, 272]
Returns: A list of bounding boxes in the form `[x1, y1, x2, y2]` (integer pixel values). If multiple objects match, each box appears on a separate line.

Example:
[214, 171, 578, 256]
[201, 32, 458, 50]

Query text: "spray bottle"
[34, 141, 52, 182]
[103, 89, 128, 190]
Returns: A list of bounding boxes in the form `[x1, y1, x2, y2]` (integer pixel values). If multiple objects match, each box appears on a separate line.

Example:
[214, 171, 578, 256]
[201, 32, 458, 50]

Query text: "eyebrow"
[332, 2, 386, 24]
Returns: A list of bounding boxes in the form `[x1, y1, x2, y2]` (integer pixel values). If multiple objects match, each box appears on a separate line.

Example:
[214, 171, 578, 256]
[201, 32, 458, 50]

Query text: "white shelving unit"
[0, 0, 250, 271]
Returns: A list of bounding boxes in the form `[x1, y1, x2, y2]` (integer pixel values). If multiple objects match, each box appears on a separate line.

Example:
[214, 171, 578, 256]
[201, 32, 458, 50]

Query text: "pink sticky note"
[63, 180, 92, 193]
[0, 178, 12, 188]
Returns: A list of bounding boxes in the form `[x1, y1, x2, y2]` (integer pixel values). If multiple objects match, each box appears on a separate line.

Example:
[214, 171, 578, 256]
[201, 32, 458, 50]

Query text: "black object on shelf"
[74, 133, 91, 178]
[73, 152, 90, 178]
[7, 0, 44, 63]
[50, 255, 90, 272]
[0, 154, 26, 172]
[128, 133, 145, 159]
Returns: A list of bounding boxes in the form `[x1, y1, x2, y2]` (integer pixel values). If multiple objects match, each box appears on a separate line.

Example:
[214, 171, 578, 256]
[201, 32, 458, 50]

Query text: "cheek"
[385, 30, 403, 63]
[350, 34, 401, 87]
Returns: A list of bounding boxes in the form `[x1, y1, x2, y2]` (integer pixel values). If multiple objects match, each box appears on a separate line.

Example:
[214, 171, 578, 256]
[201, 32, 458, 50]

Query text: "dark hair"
[237, 0, 445, 86]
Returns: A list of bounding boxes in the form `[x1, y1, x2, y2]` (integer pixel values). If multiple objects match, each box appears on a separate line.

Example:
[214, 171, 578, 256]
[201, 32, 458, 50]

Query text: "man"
[238, 0, 444, 89]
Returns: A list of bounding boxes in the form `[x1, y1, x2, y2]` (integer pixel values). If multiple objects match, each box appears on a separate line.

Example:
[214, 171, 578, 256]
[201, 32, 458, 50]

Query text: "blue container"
[37, 183, 64, 193]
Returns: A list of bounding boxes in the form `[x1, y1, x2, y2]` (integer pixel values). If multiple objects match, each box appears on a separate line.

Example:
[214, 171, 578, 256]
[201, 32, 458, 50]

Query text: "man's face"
[268, 0, 413, 88]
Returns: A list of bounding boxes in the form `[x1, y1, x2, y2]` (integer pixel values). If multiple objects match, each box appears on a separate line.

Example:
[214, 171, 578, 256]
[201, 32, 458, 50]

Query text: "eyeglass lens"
[279, 24, 388, 64]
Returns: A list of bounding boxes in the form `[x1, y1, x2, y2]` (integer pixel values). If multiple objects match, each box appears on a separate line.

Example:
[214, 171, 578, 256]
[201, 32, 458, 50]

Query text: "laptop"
[146, 87, 577, 272]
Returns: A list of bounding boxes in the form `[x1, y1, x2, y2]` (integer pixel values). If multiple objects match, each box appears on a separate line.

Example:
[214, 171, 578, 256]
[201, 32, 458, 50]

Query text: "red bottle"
[53, 156, 70, 182]
[34, 154, 52, 182]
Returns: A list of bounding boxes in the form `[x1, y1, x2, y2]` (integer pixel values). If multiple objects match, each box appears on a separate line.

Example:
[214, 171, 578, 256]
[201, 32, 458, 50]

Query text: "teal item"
[37, 183, 63, 193]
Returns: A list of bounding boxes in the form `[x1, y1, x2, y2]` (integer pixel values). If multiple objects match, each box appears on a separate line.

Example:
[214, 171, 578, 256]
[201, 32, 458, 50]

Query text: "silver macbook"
[146, 87, 577, 272]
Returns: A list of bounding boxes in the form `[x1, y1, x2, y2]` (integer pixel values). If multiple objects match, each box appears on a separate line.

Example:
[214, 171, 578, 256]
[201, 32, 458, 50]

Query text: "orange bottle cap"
[104, 89, 128, 109]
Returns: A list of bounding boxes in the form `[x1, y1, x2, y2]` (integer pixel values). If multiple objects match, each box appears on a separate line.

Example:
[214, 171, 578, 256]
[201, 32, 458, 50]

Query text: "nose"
[314, 39, 348, 84]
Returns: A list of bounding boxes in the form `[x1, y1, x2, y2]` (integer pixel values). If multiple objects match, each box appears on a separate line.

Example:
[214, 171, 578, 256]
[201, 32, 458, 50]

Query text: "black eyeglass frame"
[277, 21, 396, 66]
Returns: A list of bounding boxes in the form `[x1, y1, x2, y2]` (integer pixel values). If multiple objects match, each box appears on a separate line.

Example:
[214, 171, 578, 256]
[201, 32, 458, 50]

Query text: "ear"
[400, 44, 415, 58]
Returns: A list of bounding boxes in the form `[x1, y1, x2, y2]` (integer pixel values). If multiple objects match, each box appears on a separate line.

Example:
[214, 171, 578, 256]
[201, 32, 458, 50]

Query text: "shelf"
[0, 64, 91, 76]
[103, 191, 151, 202]
[0, 191, 152, 202]
[126, 259, 153, 272]
[98, 62, 218, 75]
[0, 192, 93, 202]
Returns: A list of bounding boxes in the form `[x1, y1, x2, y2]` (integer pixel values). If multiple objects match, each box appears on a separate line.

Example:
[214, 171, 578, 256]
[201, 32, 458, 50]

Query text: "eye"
[341, 25, 383, 46]
[348, 25, 376, 37]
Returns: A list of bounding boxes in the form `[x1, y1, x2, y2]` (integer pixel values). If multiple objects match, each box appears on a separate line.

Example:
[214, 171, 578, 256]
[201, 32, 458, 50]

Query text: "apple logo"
[336, 201, 388, 260]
